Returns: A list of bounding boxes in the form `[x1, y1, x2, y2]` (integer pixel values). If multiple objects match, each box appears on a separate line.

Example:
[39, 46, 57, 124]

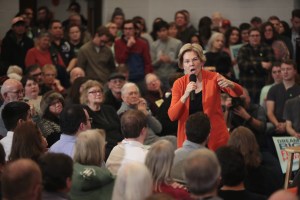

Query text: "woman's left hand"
[217, 74, 234, 89]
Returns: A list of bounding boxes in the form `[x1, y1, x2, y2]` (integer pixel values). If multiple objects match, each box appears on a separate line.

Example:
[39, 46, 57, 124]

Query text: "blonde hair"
[112, 162, 153, 200]
[73, 129, 106, 166]
[145, 140, 175, 191]
[207, 32, 225, 52]
[228, 126, 261, 168]
[178, 43, 206, 68]
[79, 80, 103, 105]
[7, 65, 23, 76]
[42, 64, 57, 75]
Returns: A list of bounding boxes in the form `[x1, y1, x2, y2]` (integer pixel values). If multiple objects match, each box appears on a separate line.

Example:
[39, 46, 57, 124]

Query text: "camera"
[230, 97, 245, 109]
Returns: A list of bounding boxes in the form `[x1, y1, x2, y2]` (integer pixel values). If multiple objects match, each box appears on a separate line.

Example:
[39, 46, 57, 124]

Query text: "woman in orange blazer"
[168, 43, 243, 150]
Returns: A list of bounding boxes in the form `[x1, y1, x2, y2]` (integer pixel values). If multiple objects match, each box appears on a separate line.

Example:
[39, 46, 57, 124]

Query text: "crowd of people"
[0, 1, 300, 200]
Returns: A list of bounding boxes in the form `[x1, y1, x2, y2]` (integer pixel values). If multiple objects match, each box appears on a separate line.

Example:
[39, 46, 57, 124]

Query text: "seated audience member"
[118, 82, 176, 146]
[69, 67, 85, 85]
[225, 88, 267, 148]
[106, 109, 148, 176]
[144, 73, 167, 116]
[39, 153, 73, 200]
[266, 59, 300, 135]
[71, 129, 114, 200]
[259, 63, 282, 109]
[112, 162, 153, 200]
[103, 72, 126, 111]
[150, 20, 182, 89]
[37, 91, 64, 146]
[284, 95, 300, 138]
[0, 101, 31, 160]
[40, 64, 66, 95]
[0, 79, 24, 137]
[80, 80, 123, 159]
[65, 77, 89, 105]
[156, 72, 183, 136]
[228, 126, 283, 196]
[269, 190, 298, 200]
[216, 146, 267, 200]
[49, 104, 91, 157]
[2, 159, 42, 200]
[9, 121, 47, 162]
[184, 149, 222, 200]
[0, 143, 5, 199]
[26, 64, 43, 88]
[66, 25, 84, 56]
[21, 76, 42, 114]
[171, 112, 210, 183]
[145, 140, 190, 199]
[6, 65, 23, 81]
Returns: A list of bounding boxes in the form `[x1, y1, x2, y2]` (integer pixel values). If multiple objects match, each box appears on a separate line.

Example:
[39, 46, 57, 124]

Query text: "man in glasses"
[0, 79, 24, 137]
[77, 26, 115, 83]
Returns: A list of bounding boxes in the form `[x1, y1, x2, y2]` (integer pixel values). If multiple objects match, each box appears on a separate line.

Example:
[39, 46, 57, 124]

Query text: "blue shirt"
[49, 134, 76, 158]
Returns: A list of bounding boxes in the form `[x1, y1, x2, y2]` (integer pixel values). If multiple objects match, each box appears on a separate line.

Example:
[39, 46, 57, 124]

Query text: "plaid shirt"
[237, 43, 275, 103]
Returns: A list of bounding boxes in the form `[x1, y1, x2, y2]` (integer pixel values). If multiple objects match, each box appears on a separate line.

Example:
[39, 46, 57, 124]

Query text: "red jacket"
[168, 70, 243, 150]
[114, 37, 152, 81]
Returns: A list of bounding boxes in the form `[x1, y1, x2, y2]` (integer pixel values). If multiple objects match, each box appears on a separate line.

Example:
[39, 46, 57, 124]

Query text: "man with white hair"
[184, 149, 222, 200]
[118, 82, 176, 146]
[0, 79, 24, 137]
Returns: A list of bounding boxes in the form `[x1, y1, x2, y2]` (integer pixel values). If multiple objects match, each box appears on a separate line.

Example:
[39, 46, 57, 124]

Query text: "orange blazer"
[168, 70, 243, 151]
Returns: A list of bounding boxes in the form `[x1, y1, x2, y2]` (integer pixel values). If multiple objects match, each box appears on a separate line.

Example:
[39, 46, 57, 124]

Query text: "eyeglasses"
[31, 72, 42, 77]
[183, 57, 200, 65]
[88, 90, 102, 95]
[7, 89, 24, 95]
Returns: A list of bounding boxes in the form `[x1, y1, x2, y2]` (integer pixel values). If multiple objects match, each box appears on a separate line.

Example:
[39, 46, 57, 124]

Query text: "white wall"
[0, 0, 19, 39]
[102, 0, 294, 31]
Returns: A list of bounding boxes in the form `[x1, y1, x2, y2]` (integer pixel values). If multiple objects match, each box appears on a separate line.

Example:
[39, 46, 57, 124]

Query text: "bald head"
[268, 190, 298, 200]
[70, 67, 85, 84]
[2, 159, 42, 200]
[1, 79, 23, 103]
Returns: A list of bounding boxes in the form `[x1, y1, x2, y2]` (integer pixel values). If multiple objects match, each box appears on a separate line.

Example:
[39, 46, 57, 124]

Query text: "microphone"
[189, 74, 196, 101]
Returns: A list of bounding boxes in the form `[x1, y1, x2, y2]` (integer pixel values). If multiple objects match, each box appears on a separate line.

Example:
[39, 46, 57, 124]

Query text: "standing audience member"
[0, 16, 34, 72]
[103, 72, 126, 111]
[150, 20, 182, 89]
[205, 32, 234, 80]
[112, 162, 153, 200]
[266, 59, 300, 135]
[174, 10, 197, 44]
[114, 19, 153, 88]
[228, 126, 283, 197]
[145, 140, 190, 199]
[237, 27, 275, 103]
[71, 129, 115, 200]
[80, 80, 123, 159]
[66, 25, 84, 56]
[9, 121, 47, 162]
[168, 43, 243, 150]
[216, 146, 267, 200]
[39, 153, 73, 200]
[184, 149, 222, 200]
[171, 112, 210, 183]
[106, 109, 148, 176]
[2, 159, 42, 200]
[0, 101, 30, 160]
[197, 16, 212, 49]
[77, 26, 115, 83]
[290, 9, 300, 66]
[0, 79, 24, 137]
[25, 32, 65, 68]
[49, 104, 91, 157]
[110, 7, 125, 38]
[239, 23, 251, 44]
